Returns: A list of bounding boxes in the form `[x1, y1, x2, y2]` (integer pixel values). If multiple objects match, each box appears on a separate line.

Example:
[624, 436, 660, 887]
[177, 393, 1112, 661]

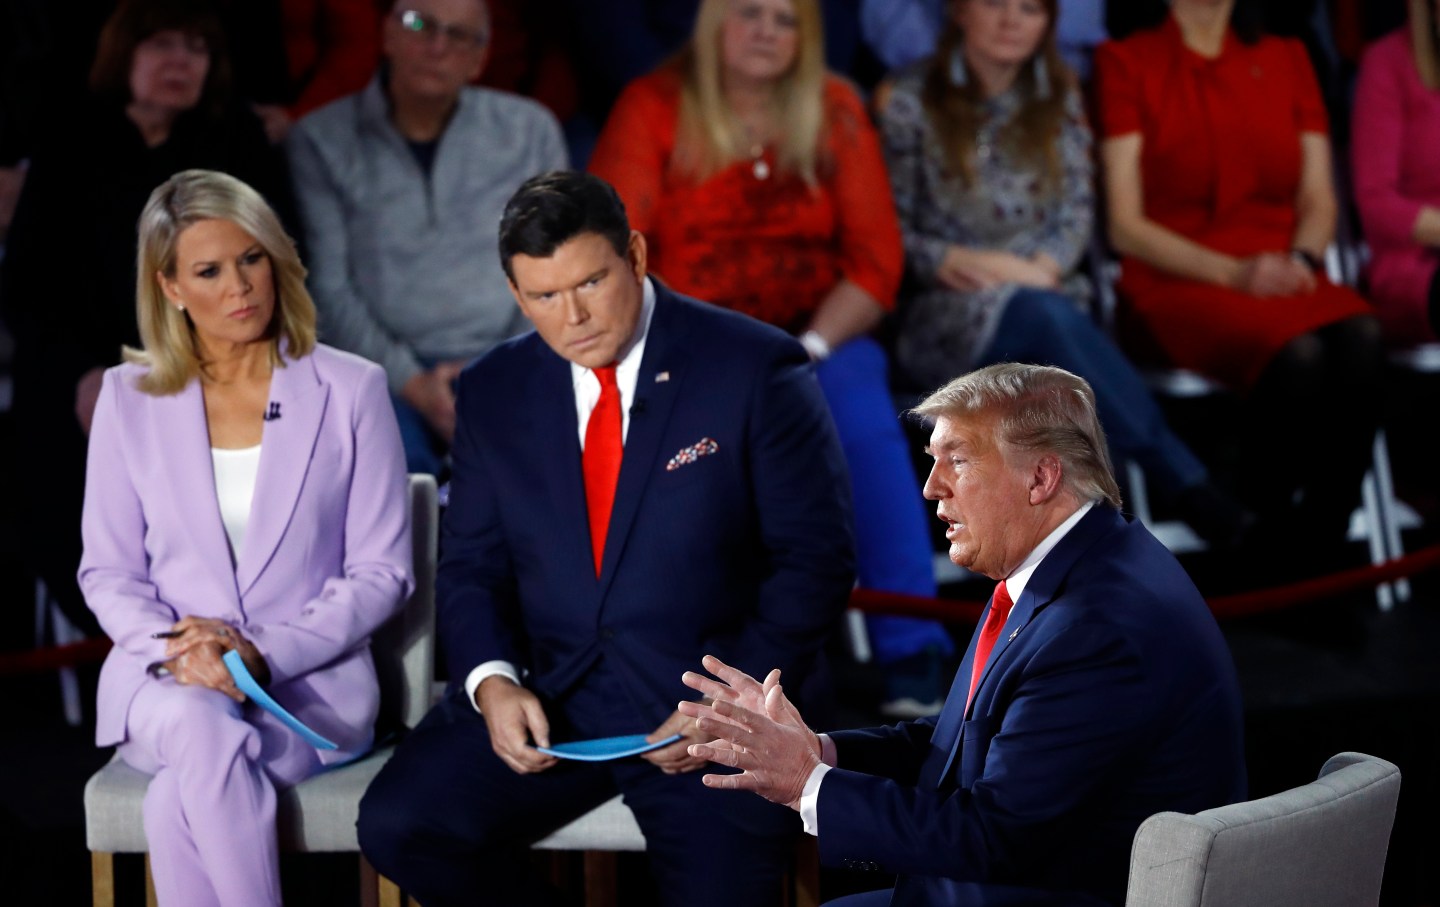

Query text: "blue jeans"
[817, 336, 954, 664]
[978, 289, 1208, 494]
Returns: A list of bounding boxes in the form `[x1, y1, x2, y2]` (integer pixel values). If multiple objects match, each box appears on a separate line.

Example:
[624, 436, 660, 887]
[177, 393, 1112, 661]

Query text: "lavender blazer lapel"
[165, 380, 243, 607]
[236, 353, 329, 596]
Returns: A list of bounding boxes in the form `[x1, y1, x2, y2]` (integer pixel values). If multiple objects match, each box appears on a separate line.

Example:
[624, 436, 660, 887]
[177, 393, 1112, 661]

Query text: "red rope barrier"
[0, 637, 112, 677]
[4, 541, 1440, 677]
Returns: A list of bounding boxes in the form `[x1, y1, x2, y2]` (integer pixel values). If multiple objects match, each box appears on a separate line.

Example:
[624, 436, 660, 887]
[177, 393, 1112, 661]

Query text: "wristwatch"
[1290, 248, 1324, 274]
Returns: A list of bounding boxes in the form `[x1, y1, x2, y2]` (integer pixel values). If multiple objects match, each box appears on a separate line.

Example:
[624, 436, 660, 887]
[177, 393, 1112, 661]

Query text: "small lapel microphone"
[263, 402, 282, 421]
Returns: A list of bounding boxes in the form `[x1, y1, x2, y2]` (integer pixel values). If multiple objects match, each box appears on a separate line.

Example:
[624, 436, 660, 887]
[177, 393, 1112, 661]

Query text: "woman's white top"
[211, 445, 262, 562]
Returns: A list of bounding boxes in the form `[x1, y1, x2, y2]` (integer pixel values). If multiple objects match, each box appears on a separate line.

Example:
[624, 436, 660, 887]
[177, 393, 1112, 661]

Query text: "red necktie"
[966, 580, 1013, 711]
[583, 365, 623, 575]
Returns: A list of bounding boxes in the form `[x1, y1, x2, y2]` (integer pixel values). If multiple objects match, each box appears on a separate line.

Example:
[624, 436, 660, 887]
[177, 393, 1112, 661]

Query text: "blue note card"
[536, 733, 683, 762]
[223, 649, 338, 750]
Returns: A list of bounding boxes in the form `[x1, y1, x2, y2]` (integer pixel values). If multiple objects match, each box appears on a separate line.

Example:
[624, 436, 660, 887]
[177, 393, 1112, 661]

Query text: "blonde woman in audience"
[80, 170, 411, 907]
[590, 0, 954, 716]
[1352, 0, 1440, 345]
[878, 0, 1252, 547]
[1095, 0, 1383, 557]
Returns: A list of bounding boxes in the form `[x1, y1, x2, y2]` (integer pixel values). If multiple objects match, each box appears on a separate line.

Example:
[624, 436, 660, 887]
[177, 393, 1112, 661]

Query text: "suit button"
[601, 628, 614, 640]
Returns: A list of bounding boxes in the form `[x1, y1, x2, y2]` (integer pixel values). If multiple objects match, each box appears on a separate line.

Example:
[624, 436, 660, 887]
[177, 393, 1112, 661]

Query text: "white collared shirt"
[464, 278, 658, 712]
[799, 500, 1099, 835]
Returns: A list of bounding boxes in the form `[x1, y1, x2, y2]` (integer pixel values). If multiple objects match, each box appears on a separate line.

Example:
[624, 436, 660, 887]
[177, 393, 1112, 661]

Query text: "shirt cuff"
[798, 734, 838, 837]
[464, 660, 521, 714]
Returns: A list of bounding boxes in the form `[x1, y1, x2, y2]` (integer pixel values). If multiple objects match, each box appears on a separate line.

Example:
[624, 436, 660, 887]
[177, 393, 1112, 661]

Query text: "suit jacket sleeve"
[435, 371, 525, 678]
[78, 370, 179, 664]
[246, 363, 414, 685]
[818, 615, 1154, 883]
[705, 342, 856, 684]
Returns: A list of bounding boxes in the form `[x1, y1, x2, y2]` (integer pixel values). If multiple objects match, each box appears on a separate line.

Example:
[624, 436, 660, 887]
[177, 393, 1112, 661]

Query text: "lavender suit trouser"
[117, 680, 324, 907]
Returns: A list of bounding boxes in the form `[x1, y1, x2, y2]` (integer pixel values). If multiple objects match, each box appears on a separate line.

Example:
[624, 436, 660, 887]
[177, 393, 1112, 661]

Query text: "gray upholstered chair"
[84, 473, 438, 907]
[1127, 751, 1401, 907]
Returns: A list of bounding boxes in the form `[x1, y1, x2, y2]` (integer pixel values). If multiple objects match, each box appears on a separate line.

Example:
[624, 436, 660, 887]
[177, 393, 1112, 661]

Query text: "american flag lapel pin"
[655, 371, 670, 383]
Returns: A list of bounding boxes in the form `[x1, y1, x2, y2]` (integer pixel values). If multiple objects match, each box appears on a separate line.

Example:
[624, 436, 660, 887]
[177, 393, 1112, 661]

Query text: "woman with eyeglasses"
[590, 0, 956, 716]
[0, 0, 289, 641]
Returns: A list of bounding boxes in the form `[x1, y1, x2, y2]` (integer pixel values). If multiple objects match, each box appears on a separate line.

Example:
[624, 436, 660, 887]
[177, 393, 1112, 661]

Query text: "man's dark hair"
[498, 171, 631, 280]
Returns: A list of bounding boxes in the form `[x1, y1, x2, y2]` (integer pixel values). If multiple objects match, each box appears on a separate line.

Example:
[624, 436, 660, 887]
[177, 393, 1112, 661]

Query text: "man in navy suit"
[358, 170, 856, 905]
[681, 363, 1247, 906]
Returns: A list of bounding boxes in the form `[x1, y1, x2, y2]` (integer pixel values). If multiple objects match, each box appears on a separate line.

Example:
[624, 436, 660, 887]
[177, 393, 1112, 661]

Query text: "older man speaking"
[681, 363, 1246, 906]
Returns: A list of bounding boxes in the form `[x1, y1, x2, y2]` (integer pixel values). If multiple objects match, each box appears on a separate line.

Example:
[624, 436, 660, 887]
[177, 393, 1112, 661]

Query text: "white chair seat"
[532, 795, 646, 852]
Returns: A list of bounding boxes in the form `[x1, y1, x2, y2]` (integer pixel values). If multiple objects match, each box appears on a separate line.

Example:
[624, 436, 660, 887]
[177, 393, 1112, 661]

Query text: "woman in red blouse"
[1095, 0, 1383, 553]
[590, 0, 953, 715]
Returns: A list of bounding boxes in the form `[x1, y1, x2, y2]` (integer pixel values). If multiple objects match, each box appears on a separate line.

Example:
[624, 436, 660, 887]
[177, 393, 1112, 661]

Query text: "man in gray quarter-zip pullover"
[288, 0, 567, 476]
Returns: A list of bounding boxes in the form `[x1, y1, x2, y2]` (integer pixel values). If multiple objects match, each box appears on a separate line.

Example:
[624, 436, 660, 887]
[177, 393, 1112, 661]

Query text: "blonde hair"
[673, 0, 828, 184]
[128, 169, 316, 395]
[912, 363, 1123, 509]
[1411, 0, 1440, 91]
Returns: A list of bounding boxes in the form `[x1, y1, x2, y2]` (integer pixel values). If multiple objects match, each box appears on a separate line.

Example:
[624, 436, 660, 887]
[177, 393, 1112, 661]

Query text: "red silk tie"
[583, 365, 623, 575]
[966, 580, 1013, 711]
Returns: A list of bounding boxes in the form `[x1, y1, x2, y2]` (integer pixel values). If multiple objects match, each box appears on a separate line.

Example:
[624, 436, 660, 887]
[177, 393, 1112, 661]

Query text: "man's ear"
[1028, 453, 1064, 505]
[627, 230, 648, 284]
[507, 278, 531, 320]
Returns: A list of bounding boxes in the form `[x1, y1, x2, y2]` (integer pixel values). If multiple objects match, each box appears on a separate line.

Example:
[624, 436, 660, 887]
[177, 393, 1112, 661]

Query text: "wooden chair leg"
[144, 853, 158, 907]
[90, 852, 115, 907]
[376, 871, 405, 907]
[583, 851, 619, 907]
[793, 836, 821, 907]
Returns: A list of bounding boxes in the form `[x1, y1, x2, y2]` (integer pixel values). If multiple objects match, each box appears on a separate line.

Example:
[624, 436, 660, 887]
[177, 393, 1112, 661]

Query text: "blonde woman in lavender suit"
[79, 169, 413, 907]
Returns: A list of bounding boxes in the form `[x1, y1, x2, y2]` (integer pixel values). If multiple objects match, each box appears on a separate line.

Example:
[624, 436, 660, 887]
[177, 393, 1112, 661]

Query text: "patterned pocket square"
[666, 437, 719, 471]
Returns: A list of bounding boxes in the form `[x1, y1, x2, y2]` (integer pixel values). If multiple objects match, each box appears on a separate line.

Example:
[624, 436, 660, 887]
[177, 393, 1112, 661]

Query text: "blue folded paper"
[536, 733, 683, 762]
[223, 649, 337, 750]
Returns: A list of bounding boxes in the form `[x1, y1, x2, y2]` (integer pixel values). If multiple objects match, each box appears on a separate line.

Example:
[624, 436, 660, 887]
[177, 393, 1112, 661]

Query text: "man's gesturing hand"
[677, 655, 821, 810]
[476, 676, 558, 774]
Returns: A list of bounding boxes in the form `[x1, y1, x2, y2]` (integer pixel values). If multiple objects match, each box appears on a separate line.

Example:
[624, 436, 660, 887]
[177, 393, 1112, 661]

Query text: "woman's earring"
[949, 47, 968, 87]
[1033, 54, 1051, 100]
[175, 304, 186, 312]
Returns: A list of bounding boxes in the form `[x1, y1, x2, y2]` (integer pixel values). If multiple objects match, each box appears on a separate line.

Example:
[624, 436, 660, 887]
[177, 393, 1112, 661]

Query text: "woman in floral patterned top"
[878, 0, 1250, 547]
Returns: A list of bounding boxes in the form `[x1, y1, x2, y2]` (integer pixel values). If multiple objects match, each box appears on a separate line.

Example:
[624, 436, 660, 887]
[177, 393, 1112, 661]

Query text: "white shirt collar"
[570, 276, 656, 445]
[1001, 499, 1097, 605]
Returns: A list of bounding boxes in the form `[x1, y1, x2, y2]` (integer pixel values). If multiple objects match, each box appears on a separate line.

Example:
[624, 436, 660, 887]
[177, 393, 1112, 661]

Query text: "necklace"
[749, 143, 770, 180]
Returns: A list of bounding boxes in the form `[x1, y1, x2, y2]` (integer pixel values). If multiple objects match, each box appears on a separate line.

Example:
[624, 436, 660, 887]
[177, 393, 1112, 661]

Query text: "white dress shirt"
[464, 277, 658, 711]
[799, 500, 1098, 834]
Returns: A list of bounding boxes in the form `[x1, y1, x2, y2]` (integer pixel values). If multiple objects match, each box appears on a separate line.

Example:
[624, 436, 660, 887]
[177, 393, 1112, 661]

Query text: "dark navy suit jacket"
[438, 282, 856, 728]
[821, 505, 1246, 906]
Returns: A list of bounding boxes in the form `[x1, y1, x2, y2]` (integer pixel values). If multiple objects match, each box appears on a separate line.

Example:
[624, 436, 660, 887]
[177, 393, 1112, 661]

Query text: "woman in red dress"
[1095, 0, 1382, 552]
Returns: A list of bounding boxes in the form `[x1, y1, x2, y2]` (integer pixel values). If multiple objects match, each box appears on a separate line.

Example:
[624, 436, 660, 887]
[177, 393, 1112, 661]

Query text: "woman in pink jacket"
[1352, 0, 1440, 345]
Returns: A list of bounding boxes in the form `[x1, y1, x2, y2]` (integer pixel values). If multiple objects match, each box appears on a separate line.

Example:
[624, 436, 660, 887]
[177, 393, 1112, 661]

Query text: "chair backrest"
[1127, 751, 1401, 907]
[371, 474, 438, 732]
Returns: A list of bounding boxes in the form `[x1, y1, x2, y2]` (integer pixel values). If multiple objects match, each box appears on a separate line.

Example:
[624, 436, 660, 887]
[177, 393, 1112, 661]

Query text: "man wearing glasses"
[288, 0, 567, 478]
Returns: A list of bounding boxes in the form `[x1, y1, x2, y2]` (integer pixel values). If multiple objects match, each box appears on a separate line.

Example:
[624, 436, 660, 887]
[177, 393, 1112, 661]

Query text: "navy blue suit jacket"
[822, 506, 1246, 906]
[438, 282, 856, 727]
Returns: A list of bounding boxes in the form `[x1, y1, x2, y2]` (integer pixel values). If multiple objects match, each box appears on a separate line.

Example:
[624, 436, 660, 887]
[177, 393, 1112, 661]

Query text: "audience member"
[80, 169, 412, 907]
[556, 0, 863, 165]
[475, 0, 579, 123]
[357, 170, 854, 907]
[287, 0, 567, 477]
[0, 0, 290, 636]
[680, 363, 1246, 907]
[879, 0, 1252, 547]
[1351, 0, 1440, 345]
[860, 0, 1108, 79]
[1095, 0, 1384, 556]
[589, 0, 955, 717]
